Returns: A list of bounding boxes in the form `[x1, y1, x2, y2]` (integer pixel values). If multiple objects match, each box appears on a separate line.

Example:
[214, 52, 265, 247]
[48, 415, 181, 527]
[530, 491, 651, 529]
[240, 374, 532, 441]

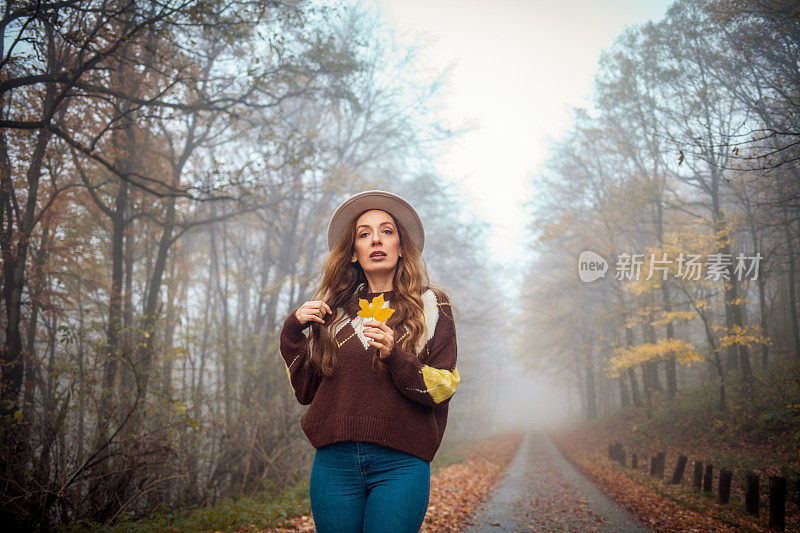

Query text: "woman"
[279, 190, 460, 533]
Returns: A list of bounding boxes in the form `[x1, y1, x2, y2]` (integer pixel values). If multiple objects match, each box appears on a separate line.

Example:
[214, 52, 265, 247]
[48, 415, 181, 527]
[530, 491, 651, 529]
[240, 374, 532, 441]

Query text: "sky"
[371, 0, 674, 298]
[369, 0, 675, 430]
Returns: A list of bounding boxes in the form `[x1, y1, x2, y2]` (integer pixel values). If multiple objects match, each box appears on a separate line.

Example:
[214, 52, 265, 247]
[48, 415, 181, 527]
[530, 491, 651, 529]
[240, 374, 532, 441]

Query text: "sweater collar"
[365, 289, 394, 300]
[355, 282, 394, 301]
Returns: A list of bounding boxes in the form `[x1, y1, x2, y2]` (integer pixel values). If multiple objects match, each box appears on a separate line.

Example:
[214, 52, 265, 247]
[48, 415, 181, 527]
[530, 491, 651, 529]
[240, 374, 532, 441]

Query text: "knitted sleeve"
[279, 310, 322, 405]
[380, 290, 460, 407]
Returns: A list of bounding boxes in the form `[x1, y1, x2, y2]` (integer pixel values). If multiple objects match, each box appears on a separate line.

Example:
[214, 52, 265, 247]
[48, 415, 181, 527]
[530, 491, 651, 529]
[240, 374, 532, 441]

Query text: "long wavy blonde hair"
[304, 210, 430, 377]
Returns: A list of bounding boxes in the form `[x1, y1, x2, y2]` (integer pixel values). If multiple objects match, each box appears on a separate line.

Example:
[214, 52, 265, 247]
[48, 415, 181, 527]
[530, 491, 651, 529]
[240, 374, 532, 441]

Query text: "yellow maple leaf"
[357, 293, 395, 322]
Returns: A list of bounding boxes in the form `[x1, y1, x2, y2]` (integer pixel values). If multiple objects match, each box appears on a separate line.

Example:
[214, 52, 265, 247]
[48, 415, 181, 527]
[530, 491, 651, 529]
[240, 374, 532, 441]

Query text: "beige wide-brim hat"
[326, 190, 425, 252]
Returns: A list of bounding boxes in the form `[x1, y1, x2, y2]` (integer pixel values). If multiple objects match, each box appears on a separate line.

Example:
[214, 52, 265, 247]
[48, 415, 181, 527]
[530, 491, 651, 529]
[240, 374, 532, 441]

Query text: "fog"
[3, 0, 799, 529]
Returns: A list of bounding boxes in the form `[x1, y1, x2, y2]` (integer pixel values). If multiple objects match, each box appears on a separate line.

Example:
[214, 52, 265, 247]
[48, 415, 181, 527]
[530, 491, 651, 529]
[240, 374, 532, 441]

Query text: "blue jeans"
[309, 441, 431, 533]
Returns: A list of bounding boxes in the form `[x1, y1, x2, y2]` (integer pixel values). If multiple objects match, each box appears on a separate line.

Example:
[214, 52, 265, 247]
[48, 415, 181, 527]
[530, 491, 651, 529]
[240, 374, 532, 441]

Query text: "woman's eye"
[383, 229, 393, 235]
[359, 232, 369, 238]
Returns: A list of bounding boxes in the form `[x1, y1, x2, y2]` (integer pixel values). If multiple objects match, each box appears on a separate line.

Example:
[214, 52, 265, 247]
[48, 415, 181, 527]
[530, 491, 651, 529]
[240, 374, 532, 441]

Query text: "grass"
[61, 478, 312, 533]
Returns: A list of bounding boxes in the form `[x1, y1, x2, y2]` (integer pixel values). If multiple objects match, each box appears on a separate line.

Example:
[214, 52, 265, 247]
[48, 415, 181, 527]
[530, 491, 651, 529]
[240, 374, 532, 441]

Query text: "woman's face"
[352, 209, 401, 275]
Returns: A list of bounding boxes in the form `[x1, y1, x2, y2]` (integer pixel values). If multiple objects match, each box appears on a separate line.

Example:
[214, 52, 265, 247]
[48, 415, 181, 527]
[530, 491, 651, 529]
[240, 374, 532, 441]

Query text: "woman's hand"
[295, 300, 332, 325]
[363, 320, 394, 358]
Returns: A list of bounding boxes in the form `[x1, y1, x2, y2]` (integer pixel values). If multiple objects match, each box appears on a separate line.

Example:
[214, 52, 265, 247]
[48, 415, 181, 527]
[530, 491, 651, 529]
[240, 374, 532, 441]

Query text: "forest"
[519, 0, 800, 420]
[2, 0, 799, 530]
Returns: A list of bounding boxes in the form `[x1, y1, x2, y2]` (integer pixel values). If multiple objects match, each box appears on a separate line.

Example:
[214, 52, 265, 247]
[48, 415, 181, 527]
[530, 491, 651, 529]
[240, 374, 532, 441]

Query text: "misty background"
[1, 0, 798, 529]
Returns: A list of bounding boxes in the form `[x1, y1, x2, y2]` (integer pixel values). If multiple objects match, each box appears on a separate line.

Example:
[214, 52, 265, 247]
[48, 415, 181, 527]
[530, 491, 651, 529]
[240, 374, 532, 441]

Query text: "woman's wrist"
[285, 309, 312, 334]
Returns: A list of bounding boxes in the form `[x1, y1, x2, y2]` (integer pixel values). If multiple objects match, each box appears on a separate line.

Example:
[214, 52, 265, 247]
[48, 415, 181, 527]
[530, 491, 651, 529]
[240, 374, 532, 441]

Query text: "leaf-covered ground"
[257, 431, 522, 533]
[547, 360, 800, 532]
[551, 413, 800, 532]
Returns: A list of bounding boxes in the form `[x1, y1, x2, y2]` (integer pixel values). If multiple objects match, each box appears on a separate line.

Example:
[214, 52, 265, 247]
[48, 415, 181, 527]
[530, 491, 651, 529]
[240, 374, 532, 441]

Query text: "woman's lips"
[369, 252, 387, 261]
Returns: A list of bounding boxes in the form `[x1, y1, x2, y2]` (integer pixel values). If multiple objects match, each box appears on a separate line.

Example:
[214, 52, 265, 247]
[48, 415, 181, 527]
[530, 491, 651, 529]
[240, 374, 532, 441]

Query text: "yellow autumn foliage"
[624, 305, 664, 329]
[650, 311, 697, 326]
[716, 324, 772, 351]
[607, 338, 704, 378]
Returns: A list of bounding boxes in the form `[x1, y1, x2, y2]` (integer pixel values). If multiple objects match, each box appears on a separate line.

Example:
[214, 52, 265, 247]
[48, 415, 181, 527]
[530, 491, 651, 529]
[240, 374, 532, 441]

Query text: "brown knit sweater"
[279, 285, 459, 462]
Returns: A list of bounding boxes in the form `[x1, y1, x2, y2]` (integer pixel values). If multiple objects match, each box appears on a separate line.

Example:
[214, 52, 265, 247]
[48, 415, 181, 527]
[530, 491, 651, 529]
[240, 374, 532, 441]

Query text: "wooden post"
[718, 469, 732, 504]
[796, 477, 800, 506]
[703, 464, 713, 492]
[609, 443, 623, 463]
[610, 443, 620, 462]
[650, 456, 657, 477]
[671, 455, 688, 485]
[745, 472, 759, 516]
[656, 452, 665, 479]
[769, 476, 786, 531]
[692, 461, 703, 489]
[632, 453, 638, 470]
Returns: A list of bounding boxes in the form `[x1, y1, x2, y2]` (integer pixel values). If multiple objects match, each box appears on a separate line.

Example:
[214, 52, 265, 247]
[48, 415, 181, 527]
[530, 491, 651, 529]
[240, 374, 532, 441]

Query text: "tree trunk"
[584, 343, 597, 420]
[654, 199, 678, 397]
[714, 355, 726, 411]
[618, 375, 631, 408]
[162, 247, 179, 399]
[98, 179, 128, 429]
[139, 191, 177, 396]
[210, 218, 234, 431]
[712, 207, 753, 383]
[661, 284, 677, 397]
[628, 367, 642, 407]
[1, 117, 54, 426]
[23, 223, 53, 419]
[625, 326, 642, 406]
[88, 39, 137, 512]
[782, 204, 800, 360]
[642, 319, 664, 394]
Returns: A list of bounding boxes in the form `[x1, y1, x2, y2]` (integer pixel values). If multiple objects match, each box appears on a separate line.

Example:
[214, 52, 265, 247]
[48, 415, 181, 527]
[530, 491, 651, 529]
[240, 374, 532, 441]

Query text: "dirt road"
[462, 430, 652, 532]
